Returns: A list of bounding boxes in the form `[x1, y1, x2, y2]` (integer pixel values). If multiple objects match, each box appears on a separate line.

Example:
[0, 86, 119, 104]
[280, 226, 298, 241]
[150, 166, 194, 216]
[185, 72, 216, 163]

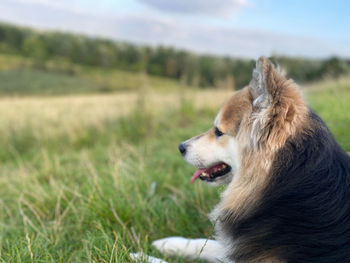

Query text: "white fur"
[129, 252, 168, 263]
[130, 238, 231, 263]
[152, 237, 230, 263]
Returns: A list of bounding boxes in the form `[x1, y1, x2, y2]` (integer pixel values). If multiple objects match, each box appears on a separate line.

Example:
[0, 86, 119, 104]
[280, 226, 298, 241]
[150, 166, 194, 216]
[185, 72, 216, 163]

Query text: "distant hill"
[1, 22, 349, 89]
[0, 53, 185, 96]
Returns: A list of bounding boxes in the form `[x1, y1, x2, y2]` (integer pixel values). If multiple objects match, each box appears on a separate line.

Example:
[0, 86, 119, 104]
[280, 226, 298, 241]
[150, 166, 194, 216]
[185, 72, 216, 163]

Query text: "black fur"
[223, 110, 350, 263]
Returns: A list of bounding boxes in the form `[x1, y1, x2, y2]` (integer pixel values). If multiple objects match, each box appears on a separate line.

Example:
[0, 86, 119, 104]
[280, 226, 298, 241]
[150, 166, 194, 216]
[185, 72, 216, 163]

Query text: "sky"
[1, 0, 349, 59]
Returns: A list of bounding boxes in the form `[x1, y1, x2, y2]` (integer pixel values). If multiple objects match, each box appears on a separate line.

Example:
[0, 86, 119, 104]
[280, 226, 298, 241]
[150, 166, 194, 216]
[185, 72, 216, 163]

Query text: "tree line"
[0, 23, 349, 89]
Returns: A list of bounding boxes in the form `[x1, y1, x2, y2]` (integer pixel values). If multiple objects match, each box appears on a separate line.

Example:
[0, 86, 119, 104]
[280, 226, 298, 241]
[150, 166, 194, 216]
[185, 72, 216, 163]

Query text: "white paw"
[129, 252, 168, 263]
[152, 237, 230, 263]
[152, 237, 194, 257]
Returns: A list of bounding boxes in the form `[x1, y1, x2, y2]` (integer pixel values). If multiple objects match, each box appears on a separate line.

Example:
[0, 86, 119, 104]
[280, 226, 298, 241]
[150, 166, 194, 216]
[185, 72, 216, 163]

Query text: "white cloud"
[1, 0, 349, 58]
[137, 0, 250, 15]
[113, 16, 350, 59]
[12, 0, 96, 15]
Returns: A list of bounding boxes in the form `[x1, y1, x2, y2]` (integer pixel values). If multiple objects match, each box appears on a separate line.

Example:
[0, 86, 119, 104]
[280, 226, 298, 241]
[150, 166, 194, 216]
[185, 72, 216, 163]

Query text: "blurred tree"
[1, 23, 349, 88]
[21, 35, 48, 69]
[320, 57, 349, 79]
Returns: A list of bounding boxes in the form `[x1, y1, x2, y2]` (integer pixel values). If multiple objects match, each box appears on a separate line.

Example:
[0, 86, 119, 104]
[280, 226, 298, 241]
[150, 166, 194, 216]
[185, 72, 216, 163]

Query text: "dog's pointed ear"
[250, 56, 281, 108]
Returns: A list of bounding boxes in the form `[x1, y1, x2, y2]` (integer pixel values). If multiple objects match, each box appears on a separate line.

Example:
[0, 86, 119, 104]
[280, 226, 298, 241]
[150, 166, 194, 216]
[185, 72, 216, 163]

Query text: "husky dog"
[132, 57, 350, 263]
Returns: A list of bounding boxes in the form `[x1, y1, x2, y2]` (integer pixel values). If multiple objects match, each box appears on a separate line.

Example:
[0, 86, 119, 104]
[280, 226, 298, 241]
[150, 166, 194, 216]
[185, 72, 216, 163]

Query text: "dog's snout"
[178, 143, 187, 155]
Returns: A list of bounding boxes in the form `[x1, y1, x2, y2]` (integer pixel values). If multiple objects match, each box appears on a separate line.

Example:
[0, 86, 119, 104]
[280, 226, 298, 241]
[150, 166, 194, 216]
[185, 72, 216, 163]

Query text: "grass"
[0, 60, 349, 262]
[0, 69, 103, 95]
[305, 77, 350, 151]
[0, 88, 231, 262]
[0, 54, 188, 96]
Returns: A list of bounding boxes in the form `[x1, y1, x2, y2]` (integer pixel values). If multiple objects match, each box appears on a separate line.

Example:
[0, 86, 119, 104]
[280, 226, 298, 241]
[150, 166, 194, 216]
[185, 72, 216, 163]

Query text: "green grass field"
[0, 55, 349, 262]
[0, 54, 186, 96]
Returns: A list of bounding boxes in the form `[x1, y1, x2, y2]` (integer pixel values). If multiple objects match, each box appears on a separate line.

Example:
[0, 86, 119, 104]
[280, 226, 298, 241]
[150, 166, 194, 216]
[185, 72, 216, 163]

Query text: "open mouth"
[191, 162, 232, 183]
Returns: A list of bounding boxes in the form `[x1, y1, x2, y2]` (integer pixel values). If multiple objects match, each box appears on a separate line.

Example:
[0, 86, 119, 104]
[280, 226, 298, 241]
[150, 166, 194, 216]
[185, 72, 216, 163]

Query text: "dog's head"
[178, 86, 251, 186]
[179, 56, 307, 186]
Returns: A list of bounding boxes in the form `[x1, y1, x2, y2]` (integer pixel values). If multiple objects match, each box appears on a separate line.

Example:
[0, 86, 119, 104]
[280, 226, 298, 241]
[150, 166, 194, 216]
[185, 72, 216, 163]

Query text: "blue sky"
[1, 0, 349, 58]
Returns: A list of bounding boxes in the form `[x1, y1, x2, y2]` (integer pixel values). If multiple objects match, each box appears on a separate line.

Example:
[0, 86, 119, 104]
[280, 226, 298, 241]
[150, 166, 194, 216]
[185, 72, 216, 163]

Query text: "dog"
[132, 56, 350, 263]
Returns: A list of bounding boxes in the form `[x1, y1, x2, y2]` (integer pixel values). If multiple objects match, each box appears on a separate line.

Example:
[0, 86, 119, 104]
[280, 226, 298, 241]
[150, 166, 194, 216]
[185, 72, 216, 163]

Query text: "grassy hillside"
[0, 69, 103, 95]
[0, 78, 349, 262]
[0, 54, 186, 96]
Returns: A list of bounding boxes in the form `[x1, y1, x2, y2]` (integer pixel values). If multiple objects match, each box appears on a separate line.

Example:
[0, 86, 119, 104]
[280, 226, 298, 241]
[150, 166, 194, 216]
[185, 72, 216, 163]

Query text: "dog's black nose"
[178, 143, 187, 155]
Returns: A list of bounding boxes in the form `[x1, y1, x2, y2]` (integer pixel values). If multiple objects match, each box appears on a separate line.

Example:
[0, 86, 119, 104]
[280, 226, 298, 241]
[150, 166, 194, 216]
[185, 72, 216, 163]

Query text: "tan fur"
[219, 87, 253, 136]
[251, 57, 309, 151]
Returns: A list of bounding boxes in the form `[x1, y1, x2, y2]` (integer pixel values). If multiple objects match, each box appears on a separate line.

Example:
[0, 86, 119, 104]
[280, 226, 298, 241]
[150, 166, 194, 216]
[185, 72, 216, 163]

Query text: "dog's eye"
[214, 127, 224, 137]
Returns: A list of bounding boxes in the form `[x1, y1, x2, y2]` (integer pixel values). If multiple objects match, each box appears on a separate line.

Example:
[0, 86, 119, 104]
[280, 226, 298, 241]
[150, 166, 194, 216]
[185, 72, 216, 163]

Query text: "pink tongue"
[190, 163, 227, 184]
[191, 168, 209, 183]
